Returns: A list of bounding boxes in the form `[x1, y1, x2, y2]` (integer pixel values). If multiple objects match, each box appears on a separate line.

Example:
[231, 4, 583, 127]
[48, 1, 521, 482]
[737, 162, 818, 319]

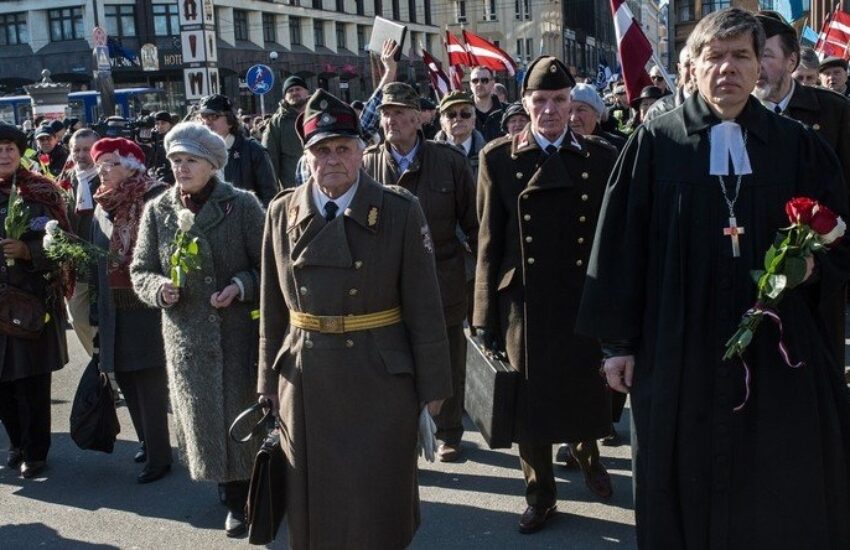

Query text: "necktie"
[774, 105, 782, 115]
[324, 201, 338, 222]
[545, 144, 558, 156]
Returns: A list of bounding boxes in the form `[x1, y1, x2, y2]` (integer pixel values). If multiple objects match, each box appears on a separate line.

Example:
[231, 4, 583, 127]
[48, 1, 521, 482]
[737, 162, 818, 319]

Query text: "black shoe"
[601, 428, 623, 447]
[518, 504, 557, 534]
[137, 464, 171, 484]
[556, 444, 580, 469]
[225, 511, 247, 537]
[20, 460, 47, 479]
[6, 448, 23, 469]
[134, 443, 147, 463]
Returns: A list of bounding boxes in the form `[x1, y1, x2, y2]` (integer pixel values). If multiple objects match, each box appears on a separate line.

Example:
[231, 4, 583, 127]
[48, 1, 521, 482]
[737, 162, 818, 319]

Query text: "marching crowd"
[2, 7, 850, 549]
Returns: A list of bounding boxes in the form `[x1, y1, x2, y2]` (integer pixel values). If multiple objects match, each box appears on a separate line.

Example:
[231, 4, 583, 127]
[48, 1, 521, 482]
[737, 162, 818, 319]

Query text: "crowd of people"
[2, 7, 850, 549]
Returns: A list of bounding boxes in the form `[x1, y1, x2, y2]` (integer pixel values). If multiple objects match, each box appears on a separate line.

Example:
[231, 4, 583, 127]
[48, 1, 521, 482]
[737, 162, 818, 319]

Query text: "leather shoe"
[225, 511, 247, 537]
[6, 448, 23, 469]
[601, 428, 623, 447]
[437, 443, 461, 463]
[518, 504, 556, 534]
[137, 464, 171, 484]
[134, 443, 147, 463]
[20, 460, 47, 479]
[583, 463, 614, 500]
[556, 444, 580, 469]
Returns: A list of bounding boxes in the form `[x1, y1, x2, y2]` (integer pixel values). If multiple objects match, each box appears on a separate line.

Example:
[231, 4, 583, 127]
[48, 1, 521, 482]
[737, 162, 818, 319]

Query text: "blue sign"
[246, 64, 274, 95]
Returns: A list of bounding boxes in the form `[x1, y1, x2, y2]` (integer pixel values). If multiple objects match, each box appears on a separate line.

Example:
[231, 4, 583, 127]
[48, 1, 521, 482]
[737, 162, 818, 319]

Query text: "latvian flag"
[816, 8, 850, 59]
[610, 0, 653, 103]
[462, 30, 517, 76]
[422, 48, 452, 98]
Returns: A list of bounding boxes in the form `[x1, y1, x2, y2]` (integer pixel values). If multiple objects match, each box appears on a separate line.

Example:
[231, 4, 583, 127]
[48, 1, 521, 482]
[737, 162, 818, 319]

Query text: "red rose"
[810, 203, 839, 235]
[38, 154, 50, 166]
[786, 197, 817, 225]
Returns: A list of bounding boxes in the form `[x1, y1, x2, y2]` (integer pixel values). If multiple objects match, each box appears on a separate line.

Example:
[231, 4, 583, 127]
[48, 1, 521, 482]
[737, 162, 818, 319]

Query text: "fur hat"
[164, 122, 228, 170]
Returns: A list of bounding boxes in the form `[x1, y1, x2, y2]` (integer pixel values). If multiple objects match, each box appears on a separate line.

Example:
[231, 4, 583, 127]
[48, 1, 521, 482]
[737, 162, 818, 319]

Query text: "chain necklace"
[710, 128, 749, 257]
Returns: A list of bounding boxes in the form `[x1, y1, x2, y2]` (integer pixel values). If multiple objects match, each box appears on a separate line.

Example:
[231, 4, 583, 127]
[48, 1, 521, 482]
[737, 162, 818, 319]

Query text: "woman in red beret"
[0, 122, 70, 479]
[89, 137, 172, 483]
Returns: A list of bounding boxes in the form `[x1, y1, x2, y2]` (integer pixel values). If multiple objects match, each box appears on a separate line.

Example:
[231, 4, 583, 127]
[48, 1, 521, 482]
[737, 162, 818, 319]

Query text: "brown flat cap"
[379, 82, 420, 110]
[522, 56, 576, 94]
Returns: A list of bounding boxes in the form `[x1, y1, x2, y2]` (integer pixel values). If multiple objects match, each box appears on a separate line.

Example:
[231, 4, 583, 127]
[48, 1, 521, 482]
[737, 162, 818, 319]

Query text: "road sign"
[246, 64, 274, 95]
[92, 26, 107, 47]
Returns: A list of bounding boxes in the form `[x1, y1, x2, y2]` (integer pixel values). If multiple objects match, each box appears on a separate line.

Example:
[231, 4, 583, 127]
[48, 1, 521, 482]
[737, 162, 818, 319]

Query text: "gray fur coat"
[130, 180, 265, 482]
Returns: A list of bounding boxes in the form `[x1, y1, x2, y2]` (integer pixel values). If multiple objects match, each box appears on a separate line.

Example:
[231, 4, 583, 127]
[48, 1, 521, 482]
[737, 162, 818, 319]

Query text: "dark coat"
[577, 94, 850, 549]
[257, 174, 452, 550]
[433, 129, 487, 181]
[0, 171, 68, 382]
[362, 138, 478, 326]
[224, 133, 278, 206]
[262, 103, 303, 189]
[90, 193, 166, 374]
[474, 126, 617, 444]
[475, 97, 504, 142]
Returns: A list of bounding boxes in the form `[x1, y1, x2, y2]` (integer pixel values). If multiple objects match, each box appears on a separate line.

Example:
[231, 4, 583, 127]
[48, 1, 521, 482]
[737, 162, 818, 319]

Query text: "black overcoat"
[577, 94, 850, 549]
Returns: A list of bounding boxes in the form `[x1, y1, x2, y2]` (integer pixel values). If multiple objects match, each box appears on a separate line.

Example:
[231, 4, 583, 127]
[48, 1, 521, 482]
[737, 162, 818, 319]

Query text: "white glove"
[418, 405, 437, 462]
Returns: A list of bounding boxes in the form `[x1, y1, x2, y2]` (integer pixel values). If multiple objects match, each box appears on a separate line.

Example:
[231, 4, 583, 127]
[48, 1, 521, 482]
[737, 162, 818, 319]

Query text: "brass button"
[584, 151, 590, 158]
[299, 286, 308, 295]
[813, 123, 821, 130]
[581, 194, 589, 201]
[581, 172, 589, 180]
[576, 259, 583, 267]
[516, 172, 523, 179]
[577, 237, 585, 244]
[348, 288, 358, 296]
[525, 236, 533, 243]
[208, 314, 217, 323]
[305, 340, 314, 349]
[522, 194, 529, 200]
[579, 216, 587, 223]
[345, 339, 354, 348]
[523, 214, 531, 221]
[354, 260, 363, 270]
[527, 257, 535, 264]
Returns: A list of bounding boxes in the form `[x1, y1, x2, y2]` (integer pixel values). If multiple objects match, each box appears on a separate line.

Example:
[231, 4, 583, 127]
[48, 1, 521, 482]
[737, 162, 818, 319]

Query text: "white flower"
[821, 216, 847, 245]
[177, 210, 195, 233]
[42, 234, 55, 250]
[45, 219, 61, 237]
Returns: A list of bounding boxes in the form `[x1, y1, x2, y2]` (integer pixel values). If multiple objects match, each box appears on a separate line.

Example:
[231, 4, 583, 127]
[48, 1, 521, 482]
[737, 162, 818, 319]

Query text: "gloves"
[418, 405, 437, 462]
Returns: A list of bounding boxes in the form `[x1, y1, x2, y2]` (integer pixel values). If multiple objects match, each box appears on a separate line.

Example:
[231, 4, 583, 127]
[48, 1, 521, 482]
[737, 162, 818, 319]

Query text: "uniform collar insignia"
[367, 206, 379, 227]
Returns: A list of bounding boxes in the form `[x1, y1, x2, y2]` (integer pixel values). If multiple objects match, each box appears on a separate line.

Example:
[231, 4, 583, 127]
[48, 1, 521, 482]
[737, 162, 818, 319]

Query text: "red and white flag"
[446, 31, 473, 67]
[816, 8, 850, 59]
[422, 48, 451, 98]
[462, 30, 517, 76]
[449, 64, 464, 90]
[610, 0, 653, 104]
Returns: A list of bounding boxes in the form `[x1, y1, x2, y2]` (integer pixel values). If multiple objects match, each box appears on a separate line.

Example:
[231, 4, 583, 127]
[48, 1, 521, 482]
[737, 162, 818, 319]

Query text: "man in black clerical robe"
[577, 8, 850, 549]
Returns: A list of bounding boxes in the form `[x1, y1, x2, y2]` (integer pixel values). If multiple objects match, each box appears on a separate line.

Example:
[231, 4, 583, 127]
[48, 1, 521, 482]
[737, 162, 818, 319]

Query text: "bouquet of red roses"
[723, 197, 846, 408]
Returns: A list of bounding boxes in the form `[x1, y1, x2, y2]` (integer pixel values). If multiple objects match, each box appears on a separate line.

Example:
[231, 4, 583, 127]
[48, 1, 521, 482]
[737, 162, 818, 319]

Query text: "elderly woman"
[89, 137, 171, 484]
[434, 91, 486, 180]
[500, 101, 530, 137]
[568, 84, 627, 151]
[0, 123, 68, 479]
[130, 122, 265, 537]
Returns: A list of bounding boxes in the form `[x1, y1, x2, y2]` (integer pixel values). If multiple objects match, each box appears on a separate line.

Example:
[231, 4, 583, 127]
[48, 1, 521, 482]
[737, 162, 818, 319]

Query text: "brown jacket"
[474, 127, 617, 444]
[362, 137, 478, 325]
[257, 173, 452, 550]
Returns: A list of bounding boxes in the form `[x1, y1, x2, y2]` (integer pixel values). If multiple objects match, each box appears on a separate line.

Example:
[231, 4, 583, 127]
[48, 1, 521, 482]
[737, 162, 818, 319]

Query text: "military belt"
[289, 307, 402, 334]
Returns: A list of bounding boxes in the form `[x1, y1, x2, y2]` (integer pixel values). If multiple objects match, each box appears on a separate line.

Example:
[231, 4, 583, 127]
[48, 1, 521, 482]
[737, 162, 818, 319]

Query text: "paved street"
[0, 331, 636, 549]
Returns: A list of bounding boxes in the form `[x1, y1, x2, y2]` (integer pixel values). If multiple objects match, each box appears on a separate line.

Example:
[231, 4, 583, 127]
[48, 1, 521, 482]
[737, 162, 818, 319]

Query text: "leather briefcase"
[464, 330, 519, 449]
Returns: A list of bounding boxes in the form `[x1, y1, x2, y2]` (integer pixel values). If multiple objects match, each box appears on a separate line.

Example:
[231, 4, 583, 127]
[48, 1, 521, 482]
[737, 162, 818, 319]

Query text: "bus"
[0, 88, 167, 126]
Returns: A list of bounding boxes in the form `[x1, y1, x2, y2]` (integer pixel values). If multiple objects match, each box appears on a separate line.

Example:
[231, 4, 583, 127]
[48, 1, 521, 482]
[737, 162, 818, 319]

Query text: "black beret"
[522, 56, 576, 94]
[283, 75, 309, 94]
[630, 86, 666, 108]
[297, 89, 361, 148]
[198, 94, 234, 114]
[0, 122, 27, 154]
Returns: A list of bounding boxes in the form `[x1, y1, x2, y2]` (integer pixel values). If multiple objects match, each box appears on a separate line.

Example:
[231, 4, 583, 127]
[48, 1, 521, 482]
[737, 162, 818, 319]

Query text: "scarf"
[93, 172, 159, 289]
[73, 165, 98, 214]
[179, 178, 217, 214]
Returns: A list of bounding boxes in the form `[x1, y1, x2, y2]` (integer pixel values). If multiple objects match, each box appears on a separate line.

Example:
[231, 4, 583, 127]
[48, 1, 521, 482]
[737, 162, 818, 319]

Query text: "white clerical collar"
[760, 80, 795, 114]
[709, 121, 752, 176]
[532, 129, 581, 151]
[311, 174, 360, 219]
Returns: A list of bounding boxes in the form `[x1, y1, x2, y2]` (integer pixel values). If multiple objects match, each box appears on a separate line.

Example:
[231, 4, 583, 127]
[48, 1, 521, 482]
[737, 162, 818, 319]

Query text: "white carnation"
[178, 209, 195, 233]
[42, 234, 55, 250]
[45, 219, 61, 237]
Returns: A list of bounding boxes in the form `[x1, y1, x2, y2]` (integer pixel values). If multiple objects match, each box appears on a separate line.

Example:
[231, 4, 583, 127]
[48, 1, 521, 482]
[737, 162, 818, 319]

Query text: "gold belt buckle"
[318, 315, 345, 334]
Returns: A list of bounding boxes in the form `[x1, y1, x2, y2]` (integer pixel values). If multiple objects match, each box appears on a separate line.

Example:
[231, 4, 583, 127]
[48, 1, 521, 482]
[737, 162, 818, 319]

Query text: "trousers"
[434, 323, 467, 445]
[0, 372, 52, 462]
[519, 440, 601, 507]
[115, 367, 172, 468]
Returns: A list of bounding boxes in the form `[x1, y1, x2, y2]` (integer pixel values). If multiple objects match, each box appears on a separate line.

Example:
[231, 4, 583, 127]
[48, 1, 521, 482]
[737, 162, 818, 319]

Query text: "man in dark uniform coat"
[362, 82, 478, 462]
[474, 56, 618, 534]
[755, 10, 850, 377]
[577, 9, 850, 548]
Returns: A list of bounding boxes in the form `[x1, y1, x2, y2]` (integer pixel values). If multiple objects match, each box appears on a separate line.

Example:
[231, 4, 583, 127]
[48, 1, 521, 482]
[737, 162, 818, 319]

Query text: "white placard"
[179, 0, 204, 26]
[184, 68, 207, 100]
[181, 30, 205, 63]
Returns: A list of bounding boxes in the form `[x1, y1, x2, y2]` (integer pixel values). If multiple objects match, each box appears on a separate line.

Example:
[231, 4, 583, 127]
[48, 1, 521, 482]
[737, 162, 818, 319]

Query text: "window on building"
[424, 0, 432, 25]
[702, 0, 731, 15]
[290, 16, 302, 44]
[287, 0, 301, 5]
[263, 13, 276, 43]
[456, 1, 467, 24]
[482, 0, 496, 21]
[677, 0, 695, 22]
[336, 0, 345, 11]
[515, 0, 531, 20]
[314, 20, 325, 47]
[408, 0, 417, 23]
[48, 7, 83, 42]
[375, 0, 383, 17]
[357, 25, 367, 51]
[356, 0, 364, 15]
[392, 0, 399, 20]
[104, 5, 136, 38]
[313, 0, 322, 9]
[153, 3, 179, 36]
[526, 38, 533, 63]
[0, 13, 28, 46]
[234, 9, 249, 41]
[336, 23, 346, 49]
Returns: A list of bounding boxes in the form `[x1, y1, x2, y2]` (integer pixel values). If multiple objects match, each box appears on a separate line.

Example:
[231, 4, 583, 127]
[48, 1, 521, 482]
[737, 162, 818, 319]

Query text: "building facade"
[0, 0, 442, 115]
[671, 0, 758, 58]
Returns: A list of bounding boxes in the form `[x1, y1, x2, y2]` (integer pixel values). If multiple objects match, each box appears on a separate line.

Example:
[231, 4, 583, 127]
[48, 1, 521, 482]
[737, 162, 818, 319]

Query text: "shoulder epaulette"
[383, 184, 415, 202]
[480, 134, 512, 155]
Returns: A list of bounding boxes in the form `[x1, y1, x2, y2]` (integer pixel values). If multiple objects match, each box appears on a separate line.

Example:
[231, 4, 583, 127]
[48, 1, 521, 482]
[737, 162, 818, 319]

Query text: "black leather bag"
[0, 283, 46, 339]
[229, 402, 286, 546]
[464, 331, 520, 449]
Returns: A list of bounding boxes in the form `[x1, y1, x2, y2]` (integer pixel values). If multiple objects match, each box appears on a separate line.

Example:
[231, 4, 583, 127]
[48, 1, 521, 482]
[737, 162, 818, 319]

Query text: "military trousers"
[0, 372, 52, 462]
[520, 440, 601, 507]
[434, 323, 467, 446]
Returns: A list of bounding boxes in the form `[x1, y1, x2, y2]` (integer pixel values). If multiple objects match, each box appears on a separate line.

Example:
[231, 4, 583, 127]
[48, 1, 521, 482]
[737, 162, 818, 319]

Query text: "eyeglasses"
[200, 113, 222, 122]
[95, 161, 121, 172]
[471, 78, 490, 84]
[650, 75, 664, 81]
[444, 111, 474, 120]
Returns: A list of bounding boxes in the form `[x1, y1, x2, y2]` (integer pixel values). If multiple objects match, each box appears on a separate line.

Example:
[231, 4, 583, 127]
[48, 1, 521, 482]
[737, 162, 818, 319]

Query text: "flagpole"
[650, 51, 675, 92]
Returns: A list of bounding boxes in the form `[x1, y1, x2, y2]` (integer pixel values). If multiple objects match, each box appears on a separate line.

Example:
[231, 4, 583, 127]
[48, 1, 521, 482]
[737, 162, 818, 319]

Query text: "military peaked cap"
[297, 89, 362, 148]
[522, 56, 576, 94]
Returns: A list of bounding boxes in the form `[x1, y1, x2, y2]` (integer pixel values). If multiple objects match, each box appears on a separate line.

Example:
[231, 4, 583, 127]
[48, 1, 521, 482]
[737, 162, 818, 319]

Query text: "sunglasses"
[650, 75, 664, 81]
[471, 78, 490, 84]
[445, 111, 474, 120]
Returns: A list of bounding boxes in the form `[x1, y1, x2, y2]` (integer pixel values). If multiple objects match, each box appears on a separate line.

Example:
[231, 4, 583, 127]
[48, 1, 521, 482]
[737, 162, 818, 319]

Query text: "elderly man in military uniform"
[754, 10, 850, 370]
[257, 90, 453, 550]
[362, 82, 478, 463]
[474, 56, 618, 534]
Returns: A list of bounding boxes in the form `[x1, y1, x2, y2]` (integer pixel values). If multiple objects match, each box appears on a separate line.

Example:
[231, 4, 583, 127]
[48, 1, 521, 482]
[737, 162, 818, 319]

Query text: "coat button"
[305, 340, 314, 349]
[527, 257, 535, 264]
[581, 194, 589, 201]
[204, 276, 213, 284]
[584, 151, 590, 158]
[579, 216, 587, 223]
[345, 339, 354, 348]
[523, 214, 531, 221]
[525, 236, 533, 243]
[813, 123, 821, 130]
[354, 260, 363, 270]
[208, 314, 217, 323]
[522, 194, 529, 200]
[516, 172, 523, 179]
[577, 237, 585, 244]
[299, 286, 308, 295]
[576, 259, 583, 267]
[581, 172, 589, 180]
[349, 288, 358, 296]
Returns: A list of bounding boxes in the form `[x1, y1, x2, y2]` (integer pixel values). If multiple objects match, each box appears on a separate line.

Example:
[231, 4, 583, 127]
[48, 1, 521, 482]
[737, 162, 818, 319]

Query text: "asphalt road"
[0, 330, 636, 549]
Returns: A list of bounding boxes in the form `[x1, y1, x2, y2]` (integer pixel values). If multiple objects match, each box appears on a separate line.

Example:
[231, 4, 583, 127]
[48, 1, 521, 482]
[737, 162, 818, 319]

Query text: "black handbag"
[0, 283, 46, 339]
[229, 401, 286, 546]
[464, 330, 520, 449]
[70, 344, 121, 453]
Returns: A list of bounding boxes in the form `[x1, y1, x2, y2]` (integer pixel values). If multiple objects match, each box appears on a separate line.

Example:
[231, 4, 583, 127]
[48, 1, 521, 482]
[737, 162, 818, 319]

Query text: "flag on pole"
[462, 30, 517, 76]
[422, 48, 452, 98]
[446, 31, 473, 66]
[609, 0, 653, 103]
[802, 26, 820, 47]
[817, 8, 850, 58]
[449, 64, 464, 90]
